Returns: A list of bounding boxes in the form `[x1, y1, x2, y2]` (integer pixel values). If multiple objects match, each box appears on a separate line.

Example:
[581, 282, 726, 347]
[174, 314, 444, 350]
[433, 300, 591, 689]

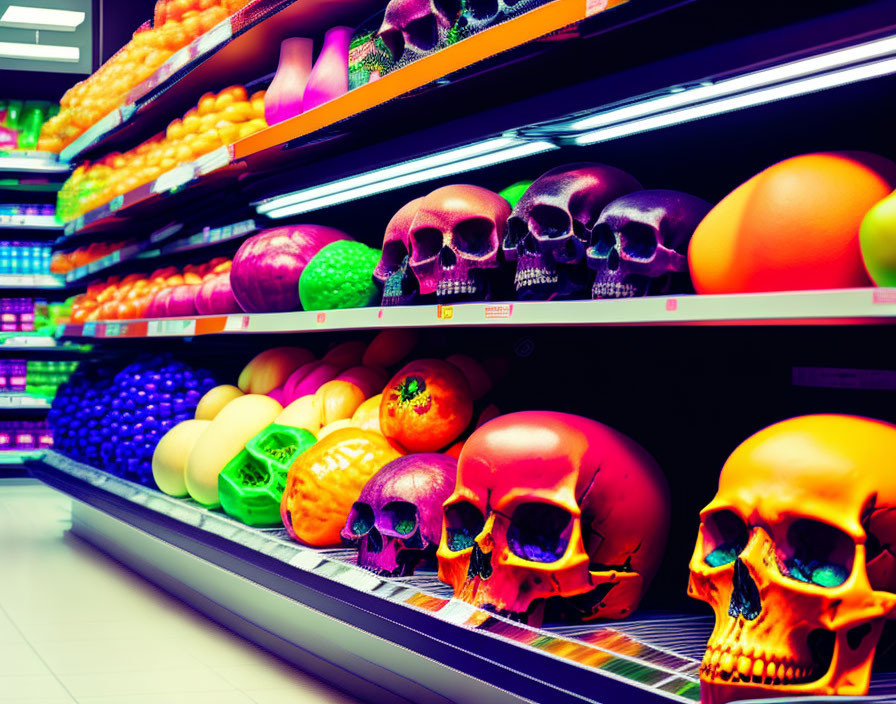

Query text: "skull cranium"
[374, 197, 425, 306]
[437, 411, 669, 625]
[689, 415, 896, 703]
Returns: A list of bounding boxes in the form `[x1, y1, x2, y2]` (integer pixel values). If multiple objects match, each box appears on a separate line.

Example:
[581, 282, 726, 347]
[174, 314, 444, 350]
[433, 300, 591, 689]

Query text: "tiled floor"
[0, 480, 358, 704]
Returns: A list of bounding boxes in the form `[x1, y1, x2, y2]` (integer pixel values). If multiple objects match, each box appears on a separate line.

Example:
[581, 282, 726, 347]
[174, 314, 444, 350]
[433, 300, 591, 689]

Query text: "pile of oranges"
[38, 0, 255, 153]
[50, 241, 134, 274]
[56, 85, 266, 221]
[70, 258, 231, 323]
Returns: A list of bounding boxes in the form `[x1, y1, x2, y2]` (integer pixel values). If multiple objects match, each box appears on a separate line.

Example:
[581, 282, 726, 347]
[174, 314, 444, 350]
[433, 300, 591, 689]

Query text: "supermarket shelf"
[0, 450, 44, 465]
[56, 289, 896, 339]
[62, 219, 258, 285]
[31, 452, 706, 704]
[60, 0, 385, 164]
[0, 335, 88, 351]
[58, 0, 627, 238]
[0, 395, 51, 409]
[0, 214, 61, 231]
[0, 274, 64, 290]
[0, 152, 69, 178]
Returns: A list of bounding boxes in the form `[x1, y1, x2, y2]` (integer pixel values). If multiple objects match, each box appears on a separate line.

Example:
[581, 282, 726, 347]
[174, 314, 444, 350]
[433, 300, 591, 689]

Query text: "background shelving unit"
[8, 0, 896, 702]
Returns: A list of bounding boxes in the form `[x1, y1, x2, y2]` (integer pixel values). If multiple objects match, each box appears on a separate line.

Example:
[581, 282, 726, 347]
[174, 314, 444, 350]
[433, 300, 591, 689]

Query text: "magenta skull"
[374, 197, 424, 306]
[342, 453, 457, 576]
[587, 189, 712, 299]
[408, 184, 510, 302]
[503, 163, 642, 300]
[377, 0, 459, 65]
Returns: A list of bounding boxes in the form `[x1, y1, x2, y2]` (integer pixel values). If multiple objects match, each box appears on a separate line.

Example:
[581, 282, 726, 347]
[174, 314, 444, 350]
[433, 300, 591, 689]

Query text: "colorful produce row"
[372, 151, 896, 306]
[57, 84, 266, 221]
[50, 241, 133, 274]
[38, 0, 254, 153]
[68, 258, 235, 323]
[49, 354, 217, 484]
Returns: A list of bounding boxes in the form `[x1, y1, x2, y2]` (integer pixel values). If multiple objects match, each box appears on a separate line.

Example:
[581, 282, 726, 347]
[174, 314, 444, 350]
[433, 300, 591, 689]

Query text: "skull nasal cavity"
[440, 247, 457, 268]
[729, 558, 762, 621]
[530, 205, 572, 239]
[366, 527, 384, 554]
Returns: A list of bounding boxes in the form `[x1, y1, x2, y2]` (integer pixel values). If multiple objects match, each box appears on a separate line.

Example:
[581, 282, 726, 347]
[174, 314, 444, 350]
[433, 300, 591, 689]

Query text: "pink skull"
[408, 184, 510, 302]
[342, 453, 457, 576]
[503, 163, 642, 300]
[587, 189, 712, 299]
[377, 0, 459, 65]
[374, 197, 425, 306]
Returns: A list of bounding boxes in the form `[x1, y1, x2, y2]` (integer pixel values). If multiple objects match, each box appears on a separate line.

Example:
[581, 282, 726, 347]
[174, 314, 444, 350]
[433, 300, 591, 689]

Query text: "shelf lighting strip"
[255, 32, 896, 219]
[256, 138, 558, 219]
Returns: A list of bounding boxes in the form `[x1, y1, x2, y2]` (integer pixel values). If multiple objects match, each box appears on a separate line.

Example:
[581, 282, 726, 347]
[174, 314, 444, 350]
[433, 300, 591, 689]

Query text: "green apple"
[860, 189, 896, 286]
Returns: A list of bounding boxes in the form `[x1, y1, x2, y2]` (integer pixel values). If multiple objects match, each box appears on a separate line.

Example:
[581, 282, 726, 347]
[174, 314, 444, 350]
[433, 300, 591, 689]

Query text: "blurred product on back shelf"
[50, 240, 134, 275]
[0, 204, 55, 223]
[38, 0, 255, 153]
[0, 242, 53, 276]
[56, 85, 266, 221]
[26, 360, 79, 400]
[0, 421, 53, 451]
[0, 100, 59, 152]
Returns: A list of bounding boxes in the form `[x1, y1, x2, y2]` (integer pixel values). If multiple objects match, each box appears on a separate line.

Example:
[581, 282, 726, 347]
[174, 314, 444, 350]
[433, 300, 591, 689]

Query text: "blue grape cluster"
[49, 355, 216, 486]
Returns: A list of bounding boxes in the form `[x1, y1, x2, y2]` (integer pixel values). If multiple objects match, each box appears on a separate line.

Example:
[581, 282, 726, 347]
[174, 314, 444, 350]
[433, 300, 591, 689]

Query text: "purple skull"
[503, 163, 643, 300]
[342, 453, 457, 576]
[374, 197, 424, 306]
[408, 184, 510, 302]
[587, 189, 712, 299]
[377, 0, 459, 65]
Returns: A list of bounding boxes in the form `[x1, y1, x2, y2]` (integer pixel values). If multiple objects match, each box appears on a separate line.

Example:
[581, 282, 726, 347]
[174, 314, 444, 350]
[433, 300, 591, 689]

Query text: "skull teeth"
[514, 267, 559, 288]
[592, 281, 640, 299]
[701, 646, 819, 686]
[436, 280, 479, 296]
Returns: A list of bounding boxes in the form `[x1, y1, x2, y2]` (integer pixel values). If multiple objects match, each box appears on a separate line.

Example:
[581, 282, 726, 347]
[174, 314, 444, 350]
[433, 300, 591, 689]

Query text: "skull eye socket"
[620, 222, 658, 260]
[589, 223, 616, 257]
[444, 501, 484, 552]
[507, 502, 572, 563]
[777, 519, 853, 588]
[452, 218, 495, 256]
[349, 502, 375, 536]
[703, 510, 748, 567]
[404, 15, 439, 51]
[465, 0, 498, 20]
[377, 28, 404, 61]
[529, 204, 572, 240]
[410, 227, 443, 261]
[383, 501, 418, 536]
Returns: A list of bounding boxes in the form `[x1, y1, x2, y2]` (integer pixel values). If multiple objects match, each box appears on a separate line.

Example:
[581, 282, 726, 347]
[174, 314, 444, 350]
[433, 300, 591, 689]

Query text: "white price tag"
[195, 145, 230, 175]
[152, 164, 194, 194]
[147, 319, 197, 336]
[224, 315, 249, 332]
[109, 195, 124, 212]
[288, 550, 324, 572]
[197, 20, 232, 56]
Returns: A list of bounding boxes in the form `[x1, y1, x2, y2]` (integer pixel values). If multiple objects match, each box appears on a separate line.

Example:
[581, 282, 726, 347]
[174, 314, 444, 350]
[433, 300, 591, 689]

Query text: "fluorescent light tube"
[257, 137, 520, 214]
[0, 5, 85, 31]
[264, 140, 557, 219]
[574, 55, 896, 145]
[569, 34, 896, 132]
[0, 40, 79, 62]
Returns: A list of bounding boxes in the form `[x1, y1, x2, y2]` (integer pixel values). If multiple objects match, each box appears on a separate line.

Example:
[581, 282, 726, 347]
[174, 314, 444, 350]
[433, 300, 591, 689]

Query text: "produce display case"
[10, 0, 896, 702]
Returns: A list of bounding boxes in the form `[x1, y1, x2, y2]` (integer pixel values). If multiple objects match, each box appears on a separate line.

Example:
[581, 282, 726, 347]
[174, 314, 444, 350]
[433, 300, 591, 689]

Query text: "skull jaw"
[514, 256, 590, 301]
[590, 268, 692, 299]
[357, 533, 434, 577]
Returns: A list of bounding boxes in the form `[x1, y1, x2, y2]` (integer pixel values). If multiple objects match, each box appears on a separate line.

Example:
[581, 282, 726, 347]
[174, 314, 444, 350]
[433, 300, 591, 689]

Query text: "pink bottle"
[264, 38, 314, 126]
[303, 26, 352, 112]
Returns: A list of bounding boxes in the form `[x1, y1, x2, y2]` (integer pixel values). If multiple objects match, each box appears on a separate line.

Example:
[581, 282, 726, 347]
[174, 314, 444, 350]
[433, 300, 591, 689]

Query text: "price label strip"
[147, 319, 197, 337]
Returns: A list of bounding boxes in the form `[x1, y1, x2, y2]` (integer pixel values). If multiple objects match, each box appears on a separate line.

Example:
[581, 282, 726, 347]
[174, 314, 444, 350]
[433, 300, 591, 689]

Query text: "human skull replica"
[342, 453, 457, 576]
[587, 189, 712, 299]
[689, 414, 896, 704]
[409, 184, 511, 302]
[374, 197, 424, 306]
[377, 0, 459, 66]
[503, 163, 642, 300]
[438, 411, 669, 625]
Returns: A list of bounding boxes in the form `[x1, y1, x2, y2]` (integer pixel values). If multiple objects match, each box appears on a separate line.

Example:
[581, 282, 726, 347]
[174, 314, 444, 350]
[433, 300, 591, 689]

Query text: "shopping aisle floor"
[0, 480, 359, 704]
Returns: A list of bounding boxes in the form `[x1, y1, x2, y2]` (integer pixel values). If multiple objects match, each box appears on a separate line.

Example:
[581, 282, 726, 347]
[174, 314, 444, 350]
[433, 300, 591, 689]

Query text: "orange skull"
[689, 414, 896, 704]
[437, 411, 669, 625]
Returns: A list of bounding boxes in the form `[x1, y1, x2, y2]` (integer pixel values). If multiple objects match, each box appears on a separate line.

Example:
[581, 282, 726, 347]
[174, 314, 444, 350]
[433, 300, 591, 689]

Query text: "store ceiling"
[0, 0, 91, 75]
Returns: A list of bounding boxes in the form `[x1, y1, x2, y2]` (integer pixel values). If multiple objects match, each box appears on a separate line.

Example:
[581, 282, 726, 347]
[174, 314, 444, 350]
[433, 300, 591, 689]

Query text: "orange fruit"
[380, 359, 473, 452]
